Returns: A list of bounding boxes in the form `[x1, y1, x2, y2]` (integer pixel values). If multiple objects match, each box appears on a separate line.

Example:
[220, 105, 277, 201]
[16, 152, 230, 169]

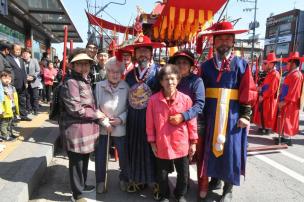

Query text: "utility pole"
[240, 0, 259, 63]
[251, 0, 258, 63]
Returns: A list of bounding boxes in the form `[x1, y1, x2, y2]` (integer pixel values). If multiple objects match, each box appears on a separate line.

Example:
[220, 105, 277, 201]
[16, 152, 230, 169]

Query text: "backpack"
[49, 81, 65, 121]
[49, 77, 80, 121]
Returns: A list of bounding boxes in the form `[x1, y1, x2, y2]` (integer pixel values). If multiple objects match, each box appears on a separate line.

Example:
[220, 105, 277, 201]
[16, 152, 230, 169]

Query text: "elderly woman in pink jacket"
[43, 61, 57, 102]
[146, 64, 198, 202]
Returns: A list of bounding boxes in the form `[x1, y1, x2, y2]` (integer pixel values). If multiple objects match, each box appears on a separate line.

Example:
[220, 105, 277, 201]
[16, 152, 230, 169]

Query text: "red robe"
[253, 69, 280, 129]
[274, 68, 303, 136]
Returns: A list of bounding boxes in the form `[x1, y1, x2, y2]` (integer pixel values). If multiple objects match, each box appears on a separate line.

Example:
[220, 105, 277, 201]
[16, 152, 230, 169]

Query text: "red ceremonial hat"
[116, 46, 134, 62]
[168, 49, 195, 66]
[126, 34, 165, 49]
[199, 21, 248, 37]
[264, 52, 280, 63]
[287, 51, 302, 61]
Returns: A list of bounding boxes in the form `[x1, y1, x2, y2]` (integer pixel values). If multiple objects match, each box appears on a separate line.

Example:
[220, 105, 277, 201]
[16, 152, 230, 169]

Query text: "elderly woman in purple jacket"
[60, 50, 104, 202]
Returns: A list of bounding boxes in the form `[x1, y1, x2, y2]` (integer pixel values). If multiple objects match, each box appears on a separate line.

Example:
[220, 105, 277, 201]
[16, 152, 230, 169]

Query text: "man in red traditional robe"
[253, 52, 280, 134]
[274, 52, 303, 146]
[115, 43, 134, 80]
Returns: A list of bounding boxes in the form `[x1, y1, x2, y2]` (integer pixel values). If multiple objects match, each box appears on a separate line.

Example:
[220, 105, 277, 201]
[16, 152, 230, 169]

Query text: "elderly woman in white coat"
[94, 57, 129, 194]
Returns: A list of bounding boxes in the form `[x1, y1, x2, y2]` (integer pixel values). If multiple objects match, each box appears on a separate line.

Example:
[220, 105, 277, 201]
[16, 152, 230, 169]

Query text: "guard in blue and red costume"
[252, 52, 280, 135]
[273, 52, 304, 146]
[124, 34, 164, 199]
[198, 21, 257, 202]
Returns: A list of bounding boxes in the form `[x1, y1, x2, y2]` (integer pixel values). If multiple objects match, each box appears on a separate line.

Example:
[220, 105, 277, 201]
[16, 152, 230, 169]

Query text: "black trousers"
[26, 86, 39, 112]
[45, 85, 52, 102]
[16, 87, 28, 117]
[156, 156, 189, 199]
[67, 151, 90, 199]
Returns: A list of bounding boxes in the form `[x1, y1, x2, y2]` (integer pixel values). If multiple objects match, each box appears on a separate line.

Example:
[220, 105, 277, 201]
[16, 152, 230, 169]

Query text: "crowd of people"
[1, 20, 303, 202]
[56, 21, 258, 202]
[0, 41, 63, 151]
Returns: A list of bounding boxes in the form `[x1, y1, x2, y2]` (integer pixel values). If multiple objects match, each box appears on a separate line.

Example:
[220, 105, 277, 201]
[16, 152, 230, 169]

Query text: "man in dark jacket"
[6, 44, 31, 121]
[0, 40, 12, 72]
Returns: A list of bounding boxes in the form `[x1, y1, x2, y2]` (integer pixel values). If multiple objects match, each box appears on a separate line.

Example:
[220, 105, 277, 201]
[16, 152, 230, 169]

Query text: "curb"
[0, 120, 59, 202]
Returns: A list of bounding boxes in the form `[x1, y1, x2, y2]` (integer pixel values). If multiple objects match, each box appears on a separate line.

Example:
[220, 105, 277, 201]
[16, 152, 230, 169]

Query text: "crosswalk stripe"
[253, 153, 304, 184]
[280, 150, 304, 163]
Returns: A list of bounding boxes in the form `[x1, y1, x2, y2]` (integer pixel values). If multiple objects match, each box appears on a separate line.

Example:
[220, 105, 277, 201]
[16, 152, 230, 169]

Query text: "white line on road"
[249, 150, 304, 164]
[253, 153, 304, 184]
[280, 150, 304, 163]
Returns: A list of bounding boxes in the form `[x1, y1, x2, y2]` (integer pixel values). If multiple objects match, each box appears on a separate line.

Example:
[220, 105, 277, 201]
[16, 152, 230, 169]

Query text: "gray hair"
[105, 57, 124, 72]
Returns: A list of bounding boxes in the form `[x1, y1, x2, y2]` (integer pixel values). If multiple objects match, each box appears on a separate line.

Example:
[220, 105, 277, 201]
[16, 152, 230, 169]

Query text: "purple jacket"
[60, 71, 99, 154]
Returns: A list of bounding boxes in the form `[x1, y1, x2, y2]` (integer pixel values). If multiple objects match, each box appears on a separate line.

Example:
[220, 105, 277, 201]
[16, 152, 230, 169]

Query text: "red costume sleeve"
[262, 71, 280, 99]
[284, 71, 303, 103]
[239, 66, 258, 106]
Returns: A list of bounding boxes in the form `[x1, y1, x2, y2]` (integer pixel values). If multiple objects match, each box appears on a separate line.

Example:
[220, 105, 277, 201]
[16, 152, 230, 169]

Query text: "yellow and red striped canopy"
[152, 0, 227, 44]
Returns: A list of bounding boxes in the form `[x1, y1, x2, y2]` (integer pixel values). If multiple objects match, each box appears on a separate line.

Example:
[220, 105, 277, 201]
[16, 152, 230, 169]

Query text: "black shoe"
[257, 128, 263, 134]
[176, 196, 187, 202]
[220, 183, 233, 202]
[10, 134, 17, 139]
[208, 178, 222, 190]
[4, 136, 16, 142]
[21, 116, 32, 121]
[281, 137, 292, 146]
[83, 185, 95, 193]
[33, 111, 38, 116]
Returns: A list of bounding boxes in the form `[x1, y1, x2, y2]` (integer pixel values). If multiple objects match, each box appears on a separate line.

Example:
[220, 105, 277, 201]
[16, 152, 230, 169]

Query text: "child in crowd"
[43, 61, 57, 103]
[0, 70, 20, 142]
[146, 64, 198, 202]
[0, 79, 5, 152]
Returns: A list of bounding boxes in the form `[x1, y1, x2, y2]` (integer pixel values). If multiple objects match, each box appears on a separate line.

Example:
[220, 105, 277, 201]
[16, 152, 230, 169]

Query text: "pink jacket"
[43, 67, 57, 85]
[146, 91, 198, 160]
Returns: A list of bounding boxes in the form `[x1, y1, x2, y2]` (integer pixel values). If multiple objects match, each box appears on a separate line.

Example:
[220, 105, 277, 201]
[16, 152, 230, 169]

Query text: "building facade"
[0, 0, 82, 60]
[264, 9, 304, 57]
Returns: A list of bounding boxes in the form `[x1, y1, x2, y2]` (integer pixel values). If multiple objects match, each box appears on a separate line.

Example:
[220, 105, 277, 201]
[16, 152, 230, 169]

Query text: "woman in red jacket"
[146, 64, 198, 202]
[43, 61, 57, 102]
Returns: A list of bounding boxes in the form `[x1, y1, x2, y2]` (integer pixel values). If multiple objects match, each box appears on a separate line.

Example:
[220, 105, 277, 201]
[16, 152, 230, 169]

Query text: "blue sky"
[53, 0, 304, 58]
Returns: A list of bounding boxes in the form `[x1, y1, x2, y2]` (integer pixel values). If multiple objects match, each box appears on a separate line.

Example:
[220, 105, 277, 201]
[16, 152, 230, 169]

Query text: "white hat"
[71, 53, 94, 63]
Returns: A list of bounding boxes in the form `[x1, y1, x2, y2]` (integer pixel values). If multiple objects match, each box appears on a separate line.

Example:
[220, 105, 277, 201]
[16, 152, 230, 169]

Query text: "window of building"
[268, 26, 278, 37]
[276, 43, 290, 55]
[279, 23, 291, 35]
[265, 45, 276, 54]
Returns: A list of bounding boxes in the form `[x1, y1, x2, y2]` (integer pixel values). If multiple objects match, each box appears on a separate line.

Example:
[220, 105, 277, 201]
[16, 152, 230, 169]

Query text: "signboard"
[0, 23, 25, 45]
[266, 14, 295, 26]
[264, 34, 292, 45]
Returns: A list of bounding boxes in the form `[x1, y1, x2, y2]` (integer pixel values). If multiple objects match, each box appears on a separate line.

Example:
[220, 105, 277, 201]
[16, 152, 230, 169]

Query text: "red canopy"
[86, 12, 134, 35]
[152, 0, 227, 43]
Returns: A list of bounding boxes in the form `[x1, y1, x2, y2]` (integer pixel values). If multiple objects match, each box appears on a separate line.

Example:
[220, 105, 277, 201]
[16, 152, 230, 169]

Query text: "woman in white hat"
[60, 49, 105, 202]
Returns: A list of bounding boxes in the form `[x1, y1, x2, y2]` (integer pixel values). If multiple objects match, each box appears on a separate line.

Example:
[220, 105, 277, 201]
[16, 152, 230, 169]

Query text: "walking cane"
[104, 132, 111, 192]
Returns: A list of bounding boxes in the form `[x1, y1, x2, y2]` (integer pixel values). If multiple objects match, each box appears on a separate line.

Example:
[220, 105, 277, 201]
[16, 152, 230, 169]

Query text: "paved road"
[30, 115, 304, 202]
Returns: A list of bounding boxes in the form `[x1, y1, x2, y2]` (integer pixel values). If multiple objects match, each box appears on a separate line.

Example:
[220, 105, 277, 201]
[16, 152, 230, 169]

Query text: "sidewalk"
[0, 105, 60, 202]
